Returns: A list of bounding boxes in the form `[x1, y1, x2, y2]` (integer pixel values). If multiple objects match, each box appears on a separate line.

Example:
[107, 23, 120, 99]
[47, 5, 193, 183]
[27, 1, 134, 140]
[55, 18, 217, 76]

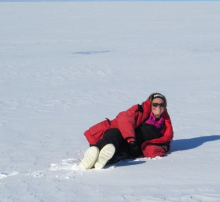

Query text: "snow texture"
[0, 1, 220, 202]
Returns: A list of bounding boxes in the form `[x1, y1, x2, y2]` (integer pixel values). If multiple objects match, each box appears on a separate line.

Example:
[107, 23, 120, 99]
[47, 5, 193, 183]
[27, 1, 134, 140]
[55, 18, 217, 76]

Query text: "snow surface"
[1, 1, 220, 202]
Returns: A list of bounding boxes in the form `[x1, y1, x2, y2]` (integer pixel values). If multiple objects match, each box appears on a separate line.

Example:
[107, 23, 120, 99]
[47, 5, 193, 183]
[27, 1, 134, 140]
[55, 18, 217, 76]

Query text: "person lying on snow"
[78, 93, 174, 170]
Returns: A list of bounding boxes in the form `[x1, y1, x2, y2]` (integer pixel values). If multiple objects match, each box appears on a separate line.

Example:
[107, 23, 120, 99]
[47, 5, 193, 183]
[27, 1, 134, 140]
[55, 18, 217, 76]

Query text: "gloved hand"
[128, 141, 140, 158]
[160, 144, 169, 152]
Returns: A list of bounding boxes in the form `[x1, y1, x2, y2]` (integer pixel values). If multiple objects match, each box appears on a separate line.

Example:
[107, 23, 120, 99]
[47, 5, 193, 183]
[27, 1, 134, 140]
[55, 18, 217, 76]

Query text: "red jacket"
[84, 99, 173, 145]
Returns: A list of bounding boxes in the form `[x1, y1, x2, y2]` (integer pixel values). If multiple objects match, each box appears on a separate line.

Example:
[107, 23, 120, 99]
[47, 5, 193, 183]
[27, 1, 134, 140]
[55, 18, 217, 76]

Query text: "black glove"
[160, 144, 170, 152]
[128, 141, 141, 158]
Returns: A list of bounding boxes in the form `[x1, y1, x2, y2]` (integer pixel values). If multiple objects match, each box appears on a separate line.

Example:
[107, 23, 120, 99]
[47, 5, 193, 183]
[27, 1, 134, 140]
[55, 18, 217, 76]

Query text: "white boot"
[78, 146, 99, 169]
[95, 144, 115, 170]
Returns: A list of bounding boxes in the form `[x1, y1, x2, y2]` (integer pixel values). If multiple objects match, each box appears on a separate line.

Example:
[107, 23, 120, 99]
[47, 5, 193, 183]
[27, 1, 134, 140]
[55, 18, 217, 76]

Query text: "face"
[151, 98, 165, 118]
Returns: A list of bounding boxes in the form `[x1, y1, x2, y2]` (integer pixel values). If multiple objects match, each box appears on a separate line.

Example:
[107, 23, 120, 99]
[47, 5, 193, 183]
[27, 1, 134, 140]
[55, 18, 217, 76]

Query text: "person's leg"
[79, 128, 128, 169]
[135, 123, 163, 147]
[94, 128, 125, 154]
[94, 128, 130, 167]
[95, 128, 132, 164]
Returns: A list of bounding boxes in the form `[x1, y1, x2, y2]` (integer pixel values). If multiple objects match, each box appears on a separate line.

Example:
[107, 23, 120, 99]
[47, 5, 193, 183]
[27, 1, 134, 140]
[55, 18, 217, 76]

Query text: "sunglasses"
[152, 103, 165, 108]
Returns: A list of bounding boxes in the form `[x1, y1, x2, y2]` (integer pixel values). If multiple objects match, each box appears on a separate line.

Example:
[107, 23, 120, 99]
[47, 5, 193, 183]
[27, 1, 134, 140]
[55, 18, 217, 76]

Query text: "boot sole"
[79, 146, 99, 169]
[95, 144, 115, 169]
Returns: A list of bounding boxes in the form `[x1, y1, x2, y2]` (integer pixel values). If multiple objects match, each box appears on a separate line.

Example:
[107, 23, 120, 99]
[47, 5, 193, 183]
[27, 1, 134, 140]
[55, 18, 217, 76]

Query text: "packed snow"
[0, 1, 220, 202]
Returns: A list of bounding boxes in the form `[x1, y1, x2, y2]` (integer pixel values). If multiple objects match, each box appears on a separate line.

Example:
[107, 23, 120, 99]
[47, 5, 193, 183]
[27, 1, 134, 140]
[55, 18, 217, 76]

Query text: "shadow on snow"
[115, 160, 146, 167]
[105, 135, 220, 168]
[171, 135, 220, 152]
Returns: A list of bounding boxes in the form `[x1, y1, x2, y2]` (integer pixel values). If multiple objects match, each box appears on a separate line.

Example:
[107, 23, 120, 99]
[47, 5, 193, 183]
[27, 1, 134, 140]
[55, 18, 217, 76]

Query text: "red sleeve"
[146, 110, 174, 144]
[116, 105, 138, 140]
